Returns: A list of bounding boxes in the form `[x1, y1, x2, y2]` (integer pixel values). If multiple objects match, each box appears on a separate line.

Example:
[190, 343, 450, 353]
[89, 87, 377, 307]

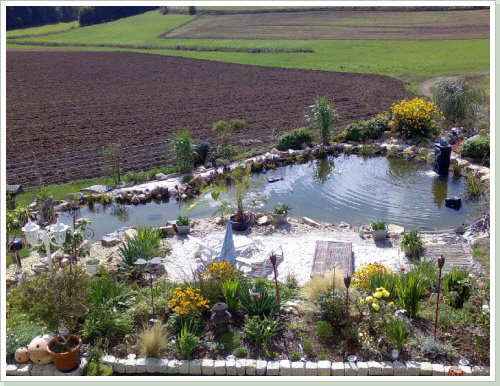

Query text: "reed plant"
[138, 322, 165, 358]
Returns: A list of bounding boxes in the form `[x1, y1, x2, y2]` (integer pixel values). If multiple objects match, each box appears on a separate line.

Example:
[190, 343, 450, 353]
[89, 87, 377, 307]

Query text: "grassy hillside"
[6, 21, 79, 38]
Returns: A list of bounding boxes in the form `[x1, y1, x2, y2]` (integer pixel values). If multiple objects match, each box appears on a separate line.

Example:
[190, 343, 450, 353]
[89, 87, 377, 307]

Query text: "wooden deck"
[311, 241, 354, 277]
[423, 244, 483, 274]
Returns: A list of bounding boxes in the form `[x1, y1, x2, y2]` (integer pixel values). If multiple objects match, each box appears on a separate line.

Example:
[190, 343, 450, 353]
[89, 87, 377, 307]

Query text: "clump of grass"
[302, 270, 345, 302]
[137, 322, 166, 358]
[451, 162, 462, 178]
[465, 172, 487, 197]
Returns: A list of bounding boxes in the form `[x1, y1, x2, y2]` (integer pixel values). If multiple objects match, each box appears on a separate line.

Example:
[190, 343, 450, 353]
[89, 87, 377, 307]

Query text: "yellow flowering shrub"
[168, 287, 210, 315]
[390, 97, 444, 139]
[352, 263, 391, 289]
[202, 261, 238, 282]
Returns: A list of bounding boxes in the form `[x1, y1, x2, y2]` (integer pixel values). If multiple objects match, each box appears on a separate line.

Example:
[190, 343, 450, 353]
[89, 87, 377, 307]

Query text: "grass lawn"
[15, 177, 110, 207]
[472, 237, 490, 274]
[6, 21, 79, 38]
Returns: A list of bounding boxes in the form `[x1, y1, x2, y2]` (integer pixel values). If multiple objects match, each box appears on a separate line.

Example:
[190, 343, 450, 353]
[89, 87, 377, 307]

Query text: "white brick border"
[5, 357, 491, 376]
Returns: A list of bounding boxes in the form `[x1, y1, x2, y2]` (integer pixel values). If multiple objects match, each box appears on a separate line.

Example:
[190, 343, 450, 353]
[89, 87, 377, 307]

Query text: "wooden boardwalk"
[311, 241, 354, 277]
[423, 244, 484, 274]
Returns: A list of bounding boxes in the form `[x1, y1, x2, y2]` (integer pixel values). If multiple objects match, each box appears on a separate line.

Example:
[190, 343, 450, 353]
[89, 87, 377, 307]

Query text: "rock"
[124, 228, 138, 241]
[214, 360, 226, 376]
[137, 194, 148, 202]
[136, 358, 147, 373]
[357, 361, 369, 376]
[155, 173, 168, 181]
[236, 359, 246, 376]
[245, 359, 257, 376]
[279, 360, 291, 376]
[226, 359, 237, 376]
[302, 217, 320, 227]
[305, 361, 318, 376]
[344, 362, 356, 376]
[388, 223, 405, 238]
[29, 201, 38, 211]
[7, 276, 19, 287]
[317, 360, 331, 376]
[131, 195, 141, 205]
[59, 258, 71, 268]
[419, 361, 433, 376]
[188, 174, 207, 187]
[32, 263, 48, 272]
[291, 361, 305, 376]
[256, 360, 267, 376]
[101, 236, 122, 247]
[393, 360, 407, 376]
[201, 359, 215, 375]
[256, 216, 270, 226]
[368, 361, 382, 375]
[159, 225, 176, 236]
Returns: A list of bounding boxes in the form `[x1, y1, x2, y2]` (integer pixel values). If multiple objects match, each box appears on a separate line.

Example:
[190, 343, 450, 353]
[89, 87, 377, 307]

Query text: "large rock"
[256, 216, 271, 226]
[101, 236, 122, 247]
[302, 217, 320, 227]
[388, 223, 405, 238]
[124, 228, 138, 241]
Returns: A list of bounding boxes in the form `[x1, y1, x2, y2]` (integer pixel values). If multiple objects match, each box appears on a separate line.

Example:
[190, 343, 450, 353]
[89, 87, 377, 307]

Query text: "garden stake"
[344, 274, 352, 360]
[434, 255, 445, 338]
[269, 252, 281, 317]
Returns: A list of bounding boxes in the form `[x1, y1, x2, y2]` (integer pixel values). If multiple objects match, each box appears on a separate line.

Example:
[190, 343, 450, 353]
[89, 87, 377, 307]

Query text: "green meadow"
[7, 10, 490, 89]
[6, 20, 79, 38]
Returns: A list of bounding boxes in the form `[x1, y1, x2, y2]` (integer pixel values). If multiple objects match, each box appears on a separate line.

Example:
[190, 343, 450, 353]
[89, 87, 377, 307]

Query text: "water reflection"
[110, 204, 130, 223]
[310, 156, 335, 183]
[432, 175, 449, 209]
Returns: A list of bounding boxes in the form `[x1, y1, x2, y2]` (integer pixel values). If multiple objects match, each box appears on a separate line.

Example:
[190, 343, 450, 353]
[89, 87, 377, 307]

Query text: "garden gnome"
[14, 347, 30, 364]
[27, 335, 53, 365]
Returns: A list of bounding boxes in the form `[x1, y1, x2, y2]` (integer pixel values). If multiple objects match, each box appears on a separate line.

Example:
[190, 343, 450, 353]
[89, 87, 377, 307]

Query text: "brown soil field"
[7, 51, 414, 185]
[163, 10, 490, 40]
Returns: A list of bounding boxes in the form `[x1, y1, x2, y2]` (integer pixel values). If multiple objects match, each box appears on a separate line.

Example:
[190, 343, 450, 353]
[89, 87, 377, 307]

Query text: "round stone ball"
[14, 347, 30, 363]
[27, 335, 53, 365]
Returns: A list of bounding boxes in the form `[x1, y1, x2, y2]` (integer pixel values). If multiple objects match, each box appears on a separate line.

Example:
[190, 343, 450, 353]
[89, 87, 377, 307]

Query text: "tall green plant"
[308, 97, 340, 145]
[432, 78, 487, 125]
[395, 272, 426, 318]
[118, 226, 161, 267]
[102, 143, 123, 186]
[383, 314, 411, 351]
[239, 280, 278, 318]
[444, 268, 472, 309]
[222, 278, 240, 312]
[171, 130, 197, 174]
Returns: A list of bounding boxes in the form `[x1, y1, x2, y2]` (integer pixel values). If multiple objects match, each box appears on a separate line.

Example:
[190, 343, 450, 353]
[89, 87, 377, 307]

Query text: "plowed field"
[6, 51, 415, 184]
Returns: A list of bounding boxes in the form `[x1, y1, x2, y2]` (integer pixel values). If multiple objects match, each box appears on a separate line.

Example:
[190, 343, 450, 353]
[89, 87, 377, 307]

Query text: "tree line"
[78, 6, 158, 26]
[6, 6, 79, 30]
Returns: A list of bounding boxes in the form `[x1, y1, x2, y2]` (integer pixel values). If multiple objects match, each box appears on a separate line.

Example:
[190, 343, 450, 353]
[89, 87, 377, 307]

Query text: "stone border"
[6, 357, 490, 376]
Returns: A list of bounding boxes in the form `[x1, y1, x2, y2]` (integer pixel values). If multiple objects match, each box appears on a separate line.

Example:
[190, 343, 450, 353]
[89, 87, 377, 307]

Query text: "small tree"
[171, 130, 197, 174]
[102, 143, 123, 186]
[308, 98, 340, 145]
[188, 6, 196, 15]
[78, 6, 97, 26]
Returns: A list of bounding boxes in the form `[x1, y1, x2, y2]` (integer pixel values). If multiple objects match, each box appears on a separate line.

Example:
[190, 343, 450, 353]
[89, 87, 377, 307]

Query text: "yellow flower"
[389, 302, 395, 307]
[372, 303, 380, 311]
[374, 291, 383, 299]
[366, 296, 373, 303]
[382, 290, 390, 298]
[359, 299, 365, 304]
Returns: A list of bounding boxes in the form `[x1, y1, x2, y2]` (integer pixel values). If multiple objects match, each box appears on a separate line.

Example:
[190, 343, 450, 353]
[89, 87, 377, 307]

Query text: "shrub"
[239, 280, 278, 318]
[418, 336, 458, 360]
[222, 278, 240, 313]
[308, 98, 341, 145]
[177, 324, 199, 358]
[315, 289, 346, 326]
[316, 320, 334, 340]
[102, 143, 123, 186]
[243, 315, 282, 349]
[303, 270, 345, 301]
[216, 331, 241, 350]
[465, 172, 487, 197]
[137, 322, 165, 358]
[168, 287, 210, 315]
[276, 127, 314, 150]
[407, 258, 438, 292]
[6, 314, 48, 355]
[171, 130, 197, 174]
[88, 271, 134, 308]
[230, 118, 247, 132]
[234, 347, 248, 358]
[193, 140, 211, 166]
[383, 314, 411, 351]
[432, 78, 486, 124]
[7, 267, 91, 332]
[400, 229, 424, 258]
[395, 272, 426, 318]
[302, 340, 313, 355]
[352, 263, 391, 290]
[165, 312, 205, 337]
[290, 352, 301, 361]
[371, 221, 387, 231]
[343, 115, 389, 142]
[84, 362, 113, 376]
[458, 136, 490, 161]
[118, 226, 161, 267]
[203, 261, 239, 283]
[81, 306, 135, 345]
[364, 272, 398, 301]
[390, 97, 444, 139]
[444, 268, 473, 309]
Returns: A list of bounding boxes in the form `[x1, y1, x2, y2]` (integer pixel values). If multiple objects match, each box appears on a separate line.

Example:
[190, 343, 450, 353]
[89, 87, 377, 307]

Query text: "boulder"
[59, 257, 71, 268]
[155, 173, 168, 181]
[131, 195, 141, 205]
[6, 276, 19, 287]
[256, 216, 270, 226]
[102, 236, 122, 247]
[302, 217, 320, 227]
[124, 228, 138, 241]
[388, 224, 405, 238]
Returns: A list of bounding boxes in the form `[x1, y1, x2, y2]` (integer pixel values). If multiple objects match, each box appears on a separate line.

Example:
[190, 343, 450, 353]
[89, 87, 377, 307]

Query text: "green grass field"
[6, 21, 79, 38]
[7, 10, 489, 89]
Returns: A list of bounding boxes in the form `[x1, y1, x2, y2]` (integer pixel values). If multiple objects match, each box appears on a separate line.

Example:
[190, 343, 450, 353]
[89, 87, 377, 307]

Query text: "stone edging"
[5, 356, 490, 376]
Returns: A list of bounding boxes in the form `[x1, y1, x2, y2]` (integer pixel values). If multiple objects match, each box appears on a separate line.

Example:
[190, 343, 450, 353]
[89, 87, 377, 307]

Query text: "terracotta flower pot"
[47, 335, 82, 372]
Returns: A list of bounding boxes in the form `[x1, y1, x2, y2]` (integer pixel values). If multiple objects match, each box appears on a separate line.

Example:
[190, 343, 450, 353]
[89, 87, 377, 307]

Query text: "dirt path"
[418, 70, 490, 97]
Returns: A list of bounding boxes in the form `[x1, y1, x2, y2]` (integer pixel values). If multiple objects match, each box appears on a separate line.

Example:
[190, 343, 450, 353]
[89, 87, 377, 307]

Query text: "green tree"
[102, 143, 123, 186]
[171, 130, 197, 174]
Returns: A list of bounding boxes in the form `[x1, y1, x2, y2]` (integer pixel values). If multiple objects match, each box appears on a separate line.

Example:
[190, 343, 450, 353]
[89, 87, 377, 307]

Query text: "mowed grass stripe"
[6, 21, 79, 38]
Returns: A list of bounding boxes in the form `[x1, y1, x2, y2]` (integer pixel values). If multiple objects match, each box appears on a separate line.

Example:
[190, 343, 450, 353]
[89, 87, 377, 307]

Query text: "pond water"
[60, 155, 483, 240]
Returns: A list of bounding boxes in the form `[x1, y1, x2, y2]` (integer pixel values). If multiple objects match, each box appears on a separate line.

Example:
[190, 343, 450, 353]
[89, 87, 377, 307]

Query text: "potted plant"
[272, 203, 292, 225]
[85, 258, 101, 274]
[207, 164, 267, 231]
[400, 229, 424, 258]
[371, 221, 388, 241]
[176, 215, 191, 235]
[47, 333, 83, 372]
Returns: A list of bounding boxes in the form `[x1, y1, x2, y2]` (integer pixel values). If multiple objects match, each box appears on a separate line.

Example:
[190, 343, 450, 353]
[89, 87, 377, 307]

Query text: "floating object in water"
[445, 196, 462, 210]
[267, 177, 281, 183]
[290, 188, 294, 193]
